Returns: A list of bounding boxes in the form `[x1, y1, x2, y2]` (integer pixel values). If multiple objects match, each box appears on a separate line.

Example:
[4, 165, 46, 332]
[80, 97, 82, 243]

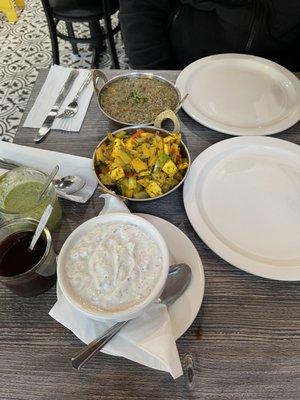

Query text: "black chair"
[40, 0, 120, 69]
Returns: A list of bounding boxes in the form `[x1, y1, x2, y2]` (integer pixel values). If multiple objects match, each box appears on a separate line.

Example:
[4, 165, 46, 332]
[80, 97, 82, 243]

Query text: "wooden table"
[1, 70, 299, 400]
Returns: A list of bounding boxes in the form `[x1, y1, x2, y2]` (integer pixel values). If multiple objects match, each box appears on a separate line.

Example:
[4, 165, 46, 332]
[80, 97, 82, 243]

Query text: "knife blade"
[34, 69, 79, 143]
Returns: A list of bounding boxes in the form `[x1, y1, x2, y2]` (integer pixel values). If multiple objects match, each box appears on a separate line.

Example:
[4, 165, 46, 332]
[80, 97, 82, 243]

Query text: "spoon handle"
[29, 204, 53, 251]
[71, 321, 128, 370]
[55, 189, 85, 202]
[174, 93, 188, 113]
[38, 165, 59, 200]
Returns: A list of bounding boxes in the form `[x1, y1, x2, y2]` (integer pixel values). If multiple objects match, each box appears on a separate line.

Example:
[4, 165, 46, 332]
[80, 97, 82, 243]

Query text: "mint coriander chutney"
[4, 181, 43, 213]
[0, 167, 62, 231]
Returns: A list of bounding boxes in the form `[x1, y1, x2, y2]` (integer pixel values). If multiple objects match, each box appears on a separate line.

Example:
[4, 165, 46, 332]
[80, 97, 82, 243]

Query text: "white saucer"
[184, 136, 300, 281]
[137, 213, 205, 339]
[176, 54, 300, 135]
[57, 213, 205, 339]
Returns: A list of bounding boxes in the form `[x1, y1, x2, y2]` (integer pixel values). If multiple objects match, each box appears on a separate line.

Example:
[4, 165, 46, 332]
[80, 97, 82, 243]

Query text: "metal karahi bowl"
[92, 110, 191, 202]
[92, 70, 182, 126]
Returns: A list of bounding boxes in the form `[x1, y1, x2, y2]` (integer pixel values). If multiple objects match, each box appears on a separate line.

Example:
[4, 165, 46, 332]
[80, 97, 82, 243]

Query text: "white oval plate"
[57, 214, 205, 340]
[184, 136, 300, 281]
[176, 54, 300, 135]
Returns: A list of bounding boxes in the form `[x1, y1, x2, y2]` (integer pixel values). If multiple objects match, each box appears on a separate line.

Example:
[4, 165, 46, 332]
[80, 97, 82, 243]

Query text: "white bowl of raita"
[57, 213, 169, 321]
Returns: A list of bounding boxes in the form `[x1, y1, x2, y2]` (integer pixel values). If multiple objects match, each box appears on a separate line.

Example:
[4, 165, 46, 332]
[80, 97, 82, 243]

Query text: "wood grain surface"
[0, 70, 299, 400]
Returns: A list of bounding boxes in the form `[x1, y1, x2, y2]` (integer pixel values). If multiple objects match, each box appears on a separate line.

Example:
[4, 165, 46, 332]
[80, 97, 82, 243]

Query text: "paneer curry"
[94, 129, 189, 199]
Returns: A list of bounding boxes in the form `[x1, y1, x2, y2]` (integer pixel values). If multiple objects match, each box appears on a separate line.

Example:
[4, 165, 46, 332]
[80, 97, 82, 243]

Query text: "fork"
[57, 73, 92, 119]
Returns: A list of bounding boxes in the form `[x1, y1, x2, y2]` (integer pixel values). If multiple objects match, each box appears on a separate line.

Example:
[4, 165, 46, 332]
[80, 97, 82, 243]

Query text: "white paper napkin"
[0, 141, 98, 203]
[49, 194, 183, 378]
[23, 65, 93, 132]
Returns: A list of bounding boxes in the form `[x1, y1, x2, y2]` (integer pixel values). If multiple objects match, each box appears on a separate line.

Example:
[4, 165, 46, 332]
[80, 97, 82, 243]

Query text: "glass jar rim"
[0, 167, 56, 216]
[0, 217, 52, 282]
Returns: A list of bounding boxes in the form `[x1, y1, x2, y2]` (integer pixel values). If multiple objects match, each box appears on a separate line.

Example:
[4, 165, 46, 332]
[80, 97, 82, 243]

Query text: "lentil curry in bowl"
[92, 71, 181, 126]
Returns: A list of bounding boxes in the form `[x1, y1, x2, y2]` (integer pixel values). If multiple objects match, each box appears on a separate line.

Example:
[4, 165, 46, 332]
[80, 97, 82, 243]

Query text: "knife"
[34, 69, 79, 143]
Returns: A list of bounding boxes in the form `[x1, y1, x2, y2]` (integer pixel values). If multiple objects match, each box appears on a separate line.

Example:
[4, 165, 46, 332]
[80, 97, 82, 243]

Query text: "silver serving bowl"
[92, 110, 191, 202]
[92, 70, 182, 126]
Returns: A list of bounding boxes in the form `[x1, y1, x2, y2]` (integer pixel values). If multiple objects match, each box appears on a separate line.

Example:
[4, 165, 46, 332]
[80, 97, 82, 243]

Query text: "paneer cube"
[164, 143, 170, 155]
[154, 135, 164, 152]
[111, 138, 123, 158]
[125, 137, 135, 150]
[163, 135, 174, 144]
[145, 181, 162, 198]
[148, 149, 157, 167]
[109, 166, 125, 181]
[164, 133, 181, 144]
[131, 158, 148, 173]
[141, 143, 151, 158]
[162, 159, 178, 177]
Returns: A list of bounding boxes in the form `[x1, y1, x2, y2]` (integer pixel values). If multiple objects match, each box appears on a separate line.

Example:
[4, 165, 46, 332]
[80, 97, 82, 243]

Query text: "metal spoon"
[54, 175, 85, 194]
[0, 159, 85, 195]
[71, 263, 192, 370]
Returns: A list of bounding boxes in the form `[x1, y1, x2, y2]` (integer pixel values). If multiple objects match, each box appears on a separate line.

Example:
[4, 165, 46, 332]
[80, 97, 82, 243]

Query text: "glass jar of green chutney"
[0, 167, 62, 231]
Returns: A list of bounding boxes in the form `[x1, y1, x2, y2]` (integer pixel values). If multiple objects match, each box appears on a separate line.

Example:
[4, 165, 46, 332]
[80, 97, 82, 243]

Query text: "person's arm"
[119, 0, 175, 69]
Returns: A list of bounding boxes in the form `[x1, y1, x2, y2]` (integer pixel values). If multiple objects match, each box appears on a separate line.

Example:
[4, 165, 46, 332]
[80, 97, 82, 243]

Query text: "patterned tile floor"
[0, 0, 128, 142]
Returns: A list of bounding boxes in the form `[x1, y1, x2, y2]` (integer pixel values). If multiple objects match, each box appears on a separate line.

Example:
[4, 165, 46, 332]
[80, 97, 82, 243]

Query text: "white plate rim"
[183, 136, 300, 281]
[137, 213, 205, 339]
[176, 53, 300, 136]
[57, 213, 205, 340]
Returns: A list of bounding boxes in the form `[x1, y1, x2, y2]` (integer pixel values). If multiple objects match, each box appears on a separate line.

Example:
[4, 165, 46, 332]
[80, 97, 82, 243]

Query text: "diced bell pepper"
[117, 149, 132, 164]
[153, 153, 170, 174]
[128, 176, 137, 190]
[115, 131, 127, 138]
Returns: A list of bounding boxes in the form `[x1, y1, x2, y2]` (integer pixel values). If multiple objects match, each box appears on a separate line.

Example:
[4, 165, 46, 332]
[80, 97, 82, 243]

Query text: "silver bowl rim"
[92, 125, 191, 202]
[94, 72, 182, 126]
